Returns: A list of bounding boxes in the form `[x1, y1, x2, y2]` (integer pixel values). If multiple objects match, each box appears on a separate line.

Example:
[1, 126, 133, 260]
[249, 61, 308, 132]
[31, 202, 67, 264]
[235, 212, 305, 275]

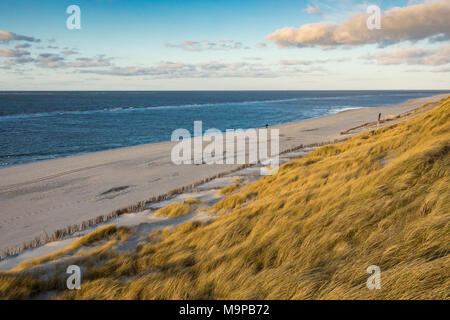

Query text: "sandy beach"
[0, 93, 448, 254]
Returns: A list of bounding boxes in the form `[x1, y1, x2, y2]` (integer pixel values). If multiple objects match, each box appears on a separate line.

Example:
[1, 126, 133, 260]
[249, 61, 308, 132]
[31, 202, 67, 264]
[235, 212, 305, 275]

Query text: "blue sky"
[0, 0, 449, 90]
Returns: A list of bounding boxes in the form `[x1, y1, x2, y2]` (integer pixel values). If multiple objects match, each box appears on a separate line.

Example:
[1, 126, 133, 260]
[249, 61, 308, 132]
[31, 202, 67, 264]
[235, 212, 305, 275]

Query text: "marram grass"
[218, 183, 241, 196]
[154, 198, 200, 218]
[10, 225, 125, 272]
[1, 98, 449, 300]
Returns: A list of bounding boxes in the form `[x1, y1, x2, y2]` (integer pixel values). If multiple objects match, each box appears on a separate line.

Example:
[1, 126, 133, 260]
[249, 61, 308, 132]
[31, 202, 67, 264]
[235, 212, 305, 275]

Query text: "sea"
[0, 90, 447, 167]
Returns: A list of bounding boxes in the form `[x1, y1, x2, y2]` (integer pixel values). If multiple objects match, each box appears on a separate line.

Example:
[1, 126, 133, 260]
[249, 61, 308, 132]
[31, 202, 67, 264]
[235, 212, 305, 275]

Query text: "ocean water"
[0, 90, 447, 167]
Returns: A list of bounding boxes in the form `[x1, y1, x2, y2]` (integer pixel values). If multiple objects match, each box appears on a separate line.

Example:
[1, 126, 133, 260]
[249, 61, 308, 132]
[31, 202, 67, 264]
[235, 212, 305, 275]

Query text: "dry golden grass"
[11, 224, 118, 272]
[154, 198, 199, 218]
[1, 97, 449, 300]
[183, 197, 200, 205]
[219, 183, 241, 196]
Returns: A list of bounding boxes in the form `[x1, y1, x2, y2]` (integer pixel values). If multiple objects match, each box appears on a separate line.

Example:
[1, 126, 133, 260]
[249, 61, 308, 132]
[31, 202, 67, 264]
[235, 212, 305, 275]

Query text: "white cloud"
[78, 59, 328, 78]
[166, 40, 250, 51]
[279, 57, 351, 66]
[0, 30, 39, 42]
[267, 0, 450, 49]
[0, 47, 30, 57]
[36, 53, 65, 68]
[34, 53, 112, 69]
[15, 43, 31, 49]
[361, 44, 450, 65]
[304, 4, 325, 15]
[255, 42, 267, 48]
[61, 49, 79, 56]
[432, 66, 450, 72]
[5, 56, 34, 65]
[66, 58, 111, 68]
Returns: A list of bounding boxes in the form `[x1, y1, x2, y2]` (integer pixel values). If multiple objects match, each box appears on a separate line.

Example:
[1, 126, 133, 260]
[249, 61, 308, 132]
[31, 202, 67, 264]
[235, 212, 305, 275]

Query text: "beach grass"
[218, 183, 241, 196]
[10, 225, 119, 272]
[154, 198, 200, 218]
[0, 97, 449, 299]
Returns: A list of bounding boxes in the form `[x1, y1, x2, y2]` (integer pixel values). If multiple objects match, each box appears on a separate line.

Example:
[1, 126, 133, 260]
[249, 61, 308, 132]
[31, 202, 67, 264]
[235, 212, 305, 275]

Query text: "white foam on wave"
[0, 98, 304, 121]
[328, 106, 363, 114]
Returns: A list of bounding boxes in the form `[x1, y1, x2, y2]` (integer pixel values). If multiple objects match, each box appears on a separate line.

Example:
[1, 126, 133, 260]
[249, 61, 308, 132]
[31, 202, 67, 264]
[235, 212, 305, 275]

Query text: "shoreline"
[0, 93, 449, 256]
[1, 91, 448, 169]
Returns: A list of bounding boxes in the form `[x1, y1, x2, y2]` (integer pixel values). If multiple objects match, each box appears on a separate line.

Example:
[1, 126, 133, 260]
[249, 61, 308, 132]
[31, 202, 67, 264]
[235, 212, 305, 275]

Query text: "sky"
[0, 0, 449, 90]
